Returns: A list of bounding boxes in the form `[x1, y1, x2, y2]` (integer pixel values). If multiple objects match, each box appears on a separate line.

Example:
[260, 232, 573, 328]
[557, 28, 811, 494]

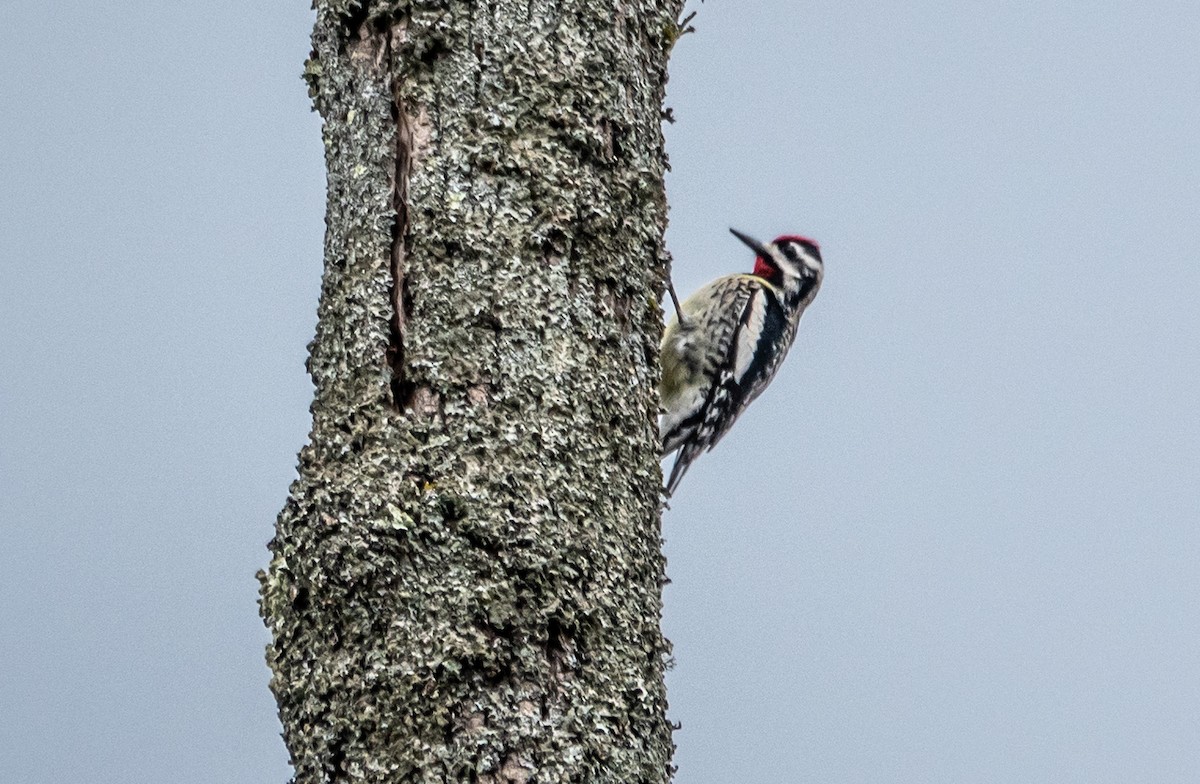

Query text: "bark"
[259, 1, 685, 781]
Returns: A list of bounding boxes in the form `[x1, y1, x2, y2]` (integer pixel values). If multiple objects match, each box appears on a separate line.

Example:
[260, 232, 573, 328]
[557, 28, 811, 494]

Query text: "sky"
[2, 2, 1198, 783]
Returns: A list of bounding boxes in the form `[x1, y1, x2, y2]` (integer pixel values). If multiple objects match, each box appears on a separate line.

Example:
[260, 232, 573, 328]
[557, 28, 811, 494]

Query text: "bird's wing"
[704, 283, 787, 451]
[665, 282, 784, 495]
[660, 277, 758, 456]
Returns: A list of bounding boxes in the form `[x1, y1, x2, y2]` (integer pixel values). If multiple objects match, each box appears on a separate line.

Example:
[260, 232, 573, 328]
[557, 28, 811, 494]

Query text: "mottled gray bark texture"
[259, 1, 685, 781]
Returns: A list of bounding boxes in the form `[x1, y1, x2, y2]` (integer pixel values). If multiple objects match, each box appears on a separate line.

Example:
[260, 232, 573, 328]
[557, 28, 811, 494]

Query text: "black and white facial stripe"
[768, 238, 823, 308]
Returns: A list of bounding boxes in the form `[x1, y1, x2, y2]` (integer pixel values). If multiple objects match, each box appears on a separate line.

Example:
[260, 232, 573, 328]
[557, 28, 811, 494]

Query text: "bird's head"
[731, 228, 824, 299]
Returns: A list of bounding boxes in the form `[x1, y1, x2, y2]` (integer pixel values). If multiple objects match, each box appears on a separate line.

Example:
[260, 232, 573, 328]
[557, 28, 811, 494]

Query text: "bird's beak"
[729, 228, 771, 259]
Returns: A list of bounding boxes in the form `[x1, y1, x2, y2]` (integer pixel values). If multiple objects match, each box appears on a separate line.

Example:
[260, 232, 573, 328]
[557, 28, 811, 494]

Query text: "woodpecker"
[660, 229, 824, 496]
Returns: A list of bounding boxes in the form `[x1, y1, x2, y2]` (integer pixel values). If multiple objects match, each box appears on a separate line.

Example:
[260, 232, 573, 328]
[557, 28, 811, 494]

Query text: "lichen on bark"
[260, 1, 686, 781]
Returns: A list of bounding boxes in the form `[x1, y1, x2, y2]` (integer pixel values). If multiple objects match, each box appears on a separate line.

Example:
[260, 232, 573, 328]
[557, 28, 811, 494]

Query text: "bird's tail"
[663, 443, 700, 497]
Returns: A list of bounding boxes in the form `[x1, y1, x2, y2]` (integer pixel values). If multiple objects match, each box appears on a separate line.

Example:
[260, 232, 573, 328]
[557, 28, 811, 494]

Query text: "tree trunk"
[259, 1, 684, 781]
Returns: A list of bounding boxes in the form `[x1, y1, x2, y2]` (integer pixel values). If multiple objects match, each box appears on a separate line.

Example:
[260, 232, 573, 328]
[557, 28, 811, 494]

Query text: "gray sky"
[2, 2, 1198, 783]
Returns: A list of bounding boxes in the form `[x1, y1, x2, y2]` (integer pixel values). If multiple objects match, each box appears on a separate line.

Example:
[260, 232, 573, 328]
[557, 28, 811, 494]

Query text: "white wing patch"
[733, 289, 766, 384]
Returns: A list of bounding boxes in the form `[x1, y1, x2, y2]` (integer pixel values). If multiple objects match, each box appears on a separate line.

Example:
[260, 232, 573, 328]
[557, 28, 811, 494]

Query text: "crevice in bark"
[339, 3, 371, 51]
[291, 584, 310, 613]
[544, 616, 576, 713]
[386, 25, 416, 412]
[419, 37, 451, 67]
[326, 729, 350, 783]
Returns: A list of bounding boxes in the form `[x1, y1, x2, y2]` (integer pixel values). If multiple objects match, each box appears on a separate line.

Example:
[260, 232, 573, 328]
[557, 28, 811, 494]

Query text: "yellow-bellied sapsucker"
[660, 229, 824, 496]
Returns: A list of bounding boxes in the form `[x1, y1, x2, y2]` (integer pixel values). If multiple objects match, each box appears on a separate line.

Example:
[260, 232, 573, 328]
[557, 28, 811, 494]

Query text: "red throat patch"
[752, 256, 775, 278]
